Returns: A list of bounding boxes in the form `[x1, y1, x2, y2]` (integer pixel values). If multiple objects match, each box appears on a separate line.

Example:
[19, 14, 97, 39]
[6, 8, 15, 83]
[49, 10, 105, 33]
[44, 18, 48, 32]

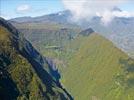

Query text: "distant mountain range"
[10, 10, 72, 24]
[9, 10, 134, 58]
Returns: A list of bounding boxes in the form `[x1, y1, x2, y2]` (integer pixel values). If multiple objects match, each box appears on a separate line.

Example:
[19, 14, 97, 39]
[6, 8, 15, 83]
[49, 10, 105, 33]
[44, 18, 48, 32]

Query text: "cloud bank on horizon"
[62, 0, 134, 25]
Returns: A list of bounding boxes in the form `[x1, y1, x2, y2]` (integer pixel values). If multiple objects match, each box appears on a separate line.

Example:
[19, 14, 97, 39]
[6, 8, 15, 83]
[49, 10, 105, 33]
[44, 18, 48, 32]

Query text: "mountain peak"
[79, 28, 94, 36]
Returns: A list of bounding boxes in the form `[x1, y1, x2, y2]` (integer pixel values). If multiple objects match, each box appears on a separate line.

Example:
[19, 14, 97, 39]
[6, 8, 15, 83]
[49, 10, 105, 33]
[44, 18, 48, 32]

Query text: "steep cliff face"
[0, 17, 73, 100]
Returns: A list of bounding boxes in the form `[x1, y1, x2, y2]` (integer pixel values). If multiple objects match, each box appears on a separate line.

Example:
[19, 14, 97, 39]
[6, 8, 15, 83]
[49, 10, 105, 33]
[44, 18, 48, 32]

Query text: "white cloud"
[100, 10, 115, 25]
[17, 4, 31, 13]
[113, 11, 134, 17]
[62, 0, 133, 24]
[99, 10, 134, 25]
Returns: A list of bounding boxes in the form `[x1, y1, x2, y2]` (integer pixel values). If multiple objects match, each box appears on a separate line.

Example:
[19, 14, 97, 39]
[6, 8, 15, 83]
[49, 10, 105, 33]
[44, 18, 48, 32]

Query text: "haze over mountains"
[10, 10, 134, 58]
[0, 5, 134, 100]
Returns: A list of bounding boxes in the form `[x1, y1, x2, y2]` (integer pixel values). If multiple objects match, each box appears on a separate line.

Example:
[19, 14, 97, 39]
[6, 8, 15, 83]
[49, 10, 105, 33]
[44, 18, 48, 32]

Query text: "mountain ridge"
[9, 10, 72, 24]
[60, 33, 134, 100]
[0, 17, 73, 100]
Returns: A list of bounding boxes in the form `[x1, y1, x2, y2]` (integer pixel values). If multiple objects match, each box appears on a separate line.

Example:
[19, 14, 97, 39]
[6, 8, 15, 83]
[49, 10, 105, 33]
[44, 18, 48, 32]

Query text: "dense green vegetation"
[0, 26, 45, 99]
[0, 18, 72, 100]
[7, 16, 134, 100]
[59, 33, 134, 100]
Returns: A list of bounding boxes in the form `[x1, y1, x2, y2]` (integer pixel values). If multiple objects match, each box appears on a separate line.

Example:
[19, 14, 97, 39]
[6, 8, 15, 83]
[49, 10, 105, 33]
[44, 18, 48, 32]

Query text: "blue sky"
[0, 0, 134, 19]
[0, 0, 64, 19]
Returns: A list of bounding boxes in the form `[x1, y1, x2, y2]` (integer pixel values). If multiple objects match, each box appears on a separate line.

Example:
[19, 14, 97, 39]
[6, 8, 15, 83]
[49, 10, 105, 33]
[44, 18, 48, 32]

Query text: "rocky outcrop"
[79, 28, 94, 36]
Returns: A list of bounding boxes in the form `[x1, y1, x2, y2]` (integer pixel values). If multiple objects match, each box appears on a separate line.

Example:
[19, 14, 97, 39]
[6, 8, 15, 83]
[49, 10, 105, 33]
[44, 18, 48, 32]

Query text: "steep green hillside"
[0, 18, 73, 100]
[60, 33, 134, 100]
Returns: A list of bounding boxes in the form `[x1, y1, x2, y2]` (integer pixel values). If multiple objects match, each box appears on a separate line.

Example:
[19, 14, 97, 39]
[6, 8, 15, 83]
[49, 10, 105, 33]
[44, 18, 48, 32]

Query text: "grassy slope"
[60, 33, 134, 100]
